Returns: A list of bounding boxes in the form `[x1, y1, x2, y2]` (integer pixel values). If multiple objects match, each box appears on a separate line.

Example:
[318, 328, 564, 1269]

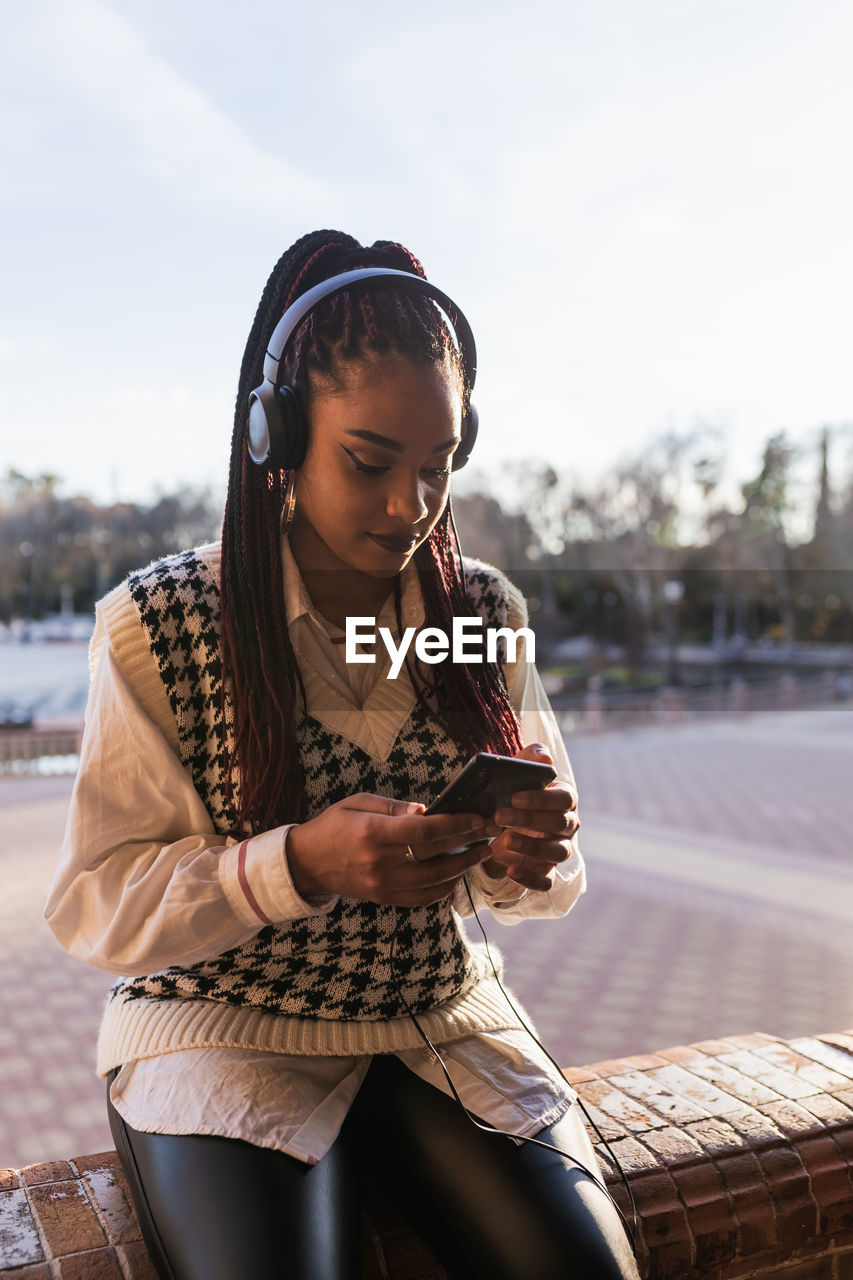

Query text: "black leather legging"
[107, 1054, 639, 1280]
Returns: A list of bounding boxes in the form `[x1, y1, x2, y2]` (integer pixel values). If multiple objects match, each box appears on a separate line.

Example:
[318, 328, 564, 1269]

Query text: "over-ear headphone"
[247, 267, 479, 471]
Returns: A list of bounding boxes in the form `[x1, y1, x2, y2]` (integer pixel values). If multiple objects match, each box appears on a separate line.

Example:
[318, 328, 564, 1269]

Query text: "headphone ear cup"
[247, 382, 308, 469]
[270, 385, 308, 469]
[451, 402, 479, 471]
[247, 381, 276, 465]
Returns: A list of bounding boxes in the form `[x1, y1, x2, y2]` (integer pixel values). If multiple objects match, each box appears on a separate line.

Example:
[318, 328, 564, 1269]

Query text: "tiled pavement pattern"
[1, 705, 851, 1172]
[488, 705, 853, 1068]
[0, 778, 115, 1172]
[564, 707, 853, 864]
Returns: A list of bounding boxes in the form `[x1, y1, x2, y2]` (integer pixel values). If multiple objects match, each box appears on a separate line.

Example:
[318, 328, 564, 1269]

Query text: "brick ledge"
[2, 1029, 852, 1279]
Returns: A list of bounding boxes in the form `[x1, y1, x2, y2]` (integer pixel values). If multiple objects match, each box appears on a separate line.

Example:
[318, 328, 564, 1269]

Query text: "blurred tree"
[795, 426, 853, 642]
[450, 492, 535, 574]
[555, 431, 719, 667]
[0, 471, 221, 621]
[740, 431, 798, 642]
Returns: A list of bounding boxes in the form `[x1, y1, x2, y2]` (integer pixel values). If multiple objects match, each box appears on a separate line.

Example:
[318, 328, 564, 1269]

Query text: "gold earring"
[280, 471, 297, 536]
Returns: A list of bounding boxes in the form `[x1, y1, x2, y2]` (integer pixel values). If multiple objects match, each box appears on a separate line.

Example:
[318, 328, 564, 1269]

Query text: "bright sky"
[2, 0, 852, 508]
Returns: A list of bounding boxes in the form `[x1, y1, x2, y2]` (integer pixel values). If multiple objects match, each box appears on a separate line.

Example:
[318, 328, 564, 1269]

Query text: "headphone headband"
[261, 266, 477, 389]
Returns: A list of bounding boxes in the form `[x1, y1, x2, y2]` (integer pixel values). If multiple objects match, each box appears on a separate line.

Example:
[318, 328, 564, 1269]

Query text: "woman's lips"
[368, 532, 419, 553]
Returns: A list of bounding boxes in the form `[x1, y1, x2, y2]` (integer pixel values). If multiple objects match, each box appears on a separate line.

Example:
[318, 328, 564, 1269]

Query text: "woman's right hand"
[285, 794, 492, 907]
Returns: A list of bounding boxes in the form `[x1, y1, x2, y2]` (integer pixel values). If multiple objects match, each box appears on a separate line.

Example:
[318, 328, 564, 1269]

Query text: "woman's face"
[287, 355, 462, 581]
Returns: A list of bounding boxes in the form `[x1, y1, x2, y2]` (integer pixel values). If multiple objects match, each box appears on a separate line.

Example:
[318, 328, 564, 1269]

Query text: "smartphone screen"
[425, 753, 557, 819]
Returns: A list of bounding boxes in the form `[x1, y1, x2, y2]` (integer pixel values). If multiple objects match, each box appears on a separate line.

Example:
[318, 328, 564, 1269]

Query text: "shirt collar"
[281, 536, 426, 634]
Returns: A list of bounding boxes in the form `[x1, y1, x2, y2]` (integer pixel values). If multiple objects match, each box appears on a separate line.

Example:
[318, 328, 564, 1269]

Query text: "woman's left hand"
[479, 743, 580, 892]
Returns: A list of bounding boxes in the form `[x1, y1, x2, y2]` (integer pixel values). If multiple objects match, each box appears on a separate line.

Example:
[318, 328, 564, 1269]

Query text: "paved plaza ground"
[1, 703, 852, 1170]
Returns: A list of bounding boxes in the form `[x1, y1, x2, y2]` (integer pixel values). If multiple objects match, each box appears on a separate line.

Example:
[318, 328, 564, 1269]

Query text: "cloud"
[9, 0, 339, 217]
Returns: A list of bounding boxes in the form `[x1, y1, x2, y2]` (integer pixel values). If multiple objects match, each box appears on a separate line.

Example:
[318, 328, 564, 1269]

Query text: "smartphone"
[425, 753, 557, 820]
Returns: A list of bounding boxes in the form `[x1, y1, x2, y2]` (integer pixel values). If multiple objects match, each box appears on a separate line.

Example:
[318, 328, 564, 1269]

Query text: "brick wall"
[0, 1152, 155, 1280]
[2, 1029, 852, 1279]
[570, 1030, 853, 1279]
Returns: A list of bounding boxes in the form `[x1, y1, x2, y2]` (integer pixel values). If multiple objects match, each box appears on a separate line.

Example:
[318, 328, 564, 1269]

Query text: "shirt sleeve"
[454, 585, 587, 924]
[44, 640, 337, 977]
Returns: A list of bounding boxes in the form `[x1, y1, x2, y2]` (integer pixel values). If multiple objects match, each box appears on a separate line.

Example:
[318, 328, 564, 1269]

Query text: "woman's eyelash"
[348, 452, 387, 476]
[342, 446, 450, 479]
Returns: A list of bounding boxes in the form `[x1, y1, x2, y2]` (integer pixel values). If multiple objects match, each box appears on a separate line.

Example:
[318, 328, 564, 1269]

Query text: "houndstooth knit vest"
[107, 549, 516, 1024]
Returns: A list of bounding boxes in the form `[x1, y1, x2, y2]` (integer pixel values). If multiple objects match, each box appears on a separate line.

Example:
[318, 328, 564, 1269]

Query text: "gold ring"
[404, 844, 419, 865]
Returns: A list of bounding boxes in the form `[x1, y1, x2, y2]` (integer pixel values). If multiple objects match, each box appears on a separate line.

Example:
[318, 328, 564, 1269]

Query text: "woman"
[46, 230, 638, 1279]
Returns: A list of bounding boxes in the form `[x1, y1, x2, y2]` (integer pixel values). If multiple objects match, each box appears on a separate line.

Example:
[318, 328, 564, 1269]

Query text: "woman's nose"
[386, 475, 429, 525]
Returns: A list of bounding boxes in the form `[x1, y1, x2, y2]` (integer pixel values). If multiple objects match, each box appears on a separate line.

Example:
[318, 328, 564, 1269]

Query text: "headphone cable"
[459, 876, 639, 1248]
[388, 891, 639, 1255]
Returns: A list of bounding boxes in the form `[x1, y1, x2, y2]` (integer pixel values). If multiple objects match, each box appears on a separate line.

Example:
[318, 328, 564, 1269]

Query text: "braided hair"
[221, 230, 523, 834]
